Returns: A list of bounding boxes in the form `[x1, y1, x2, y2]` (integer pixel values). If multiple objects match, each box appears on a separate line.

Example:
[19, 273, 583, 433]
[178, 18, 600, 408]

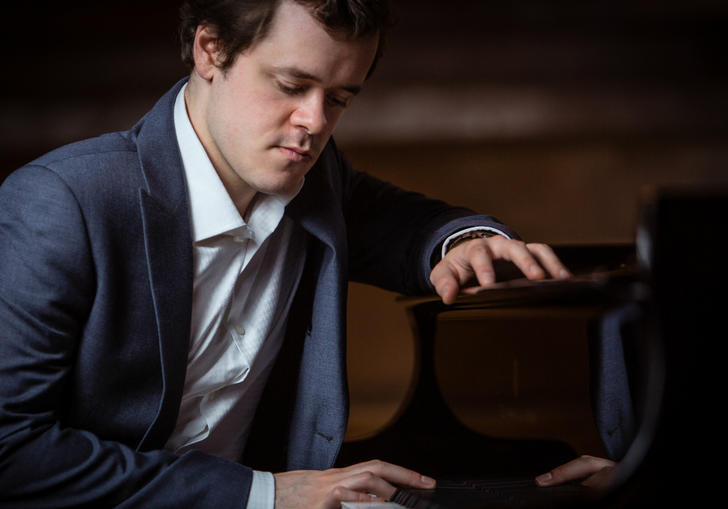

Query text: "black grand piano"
[338, 188, 728, 507]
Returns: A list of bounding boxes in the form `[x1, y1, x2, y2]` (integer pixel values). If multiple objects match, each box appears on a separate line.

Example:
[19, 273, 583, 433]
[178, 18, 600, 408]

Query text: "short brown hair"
[179, 0, 392, 76]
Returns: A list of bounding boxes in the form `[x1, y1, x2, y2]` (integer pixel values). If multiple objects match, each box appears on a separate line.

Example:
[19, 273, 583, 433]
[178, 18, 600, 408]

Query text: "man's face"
[200, 0, 379, 198]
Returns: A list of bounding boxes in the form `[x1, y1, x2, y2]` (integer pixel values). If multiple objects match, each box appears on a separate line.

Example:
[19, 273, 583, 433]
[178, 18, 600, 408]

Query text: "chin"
[256, 176, 305, 198]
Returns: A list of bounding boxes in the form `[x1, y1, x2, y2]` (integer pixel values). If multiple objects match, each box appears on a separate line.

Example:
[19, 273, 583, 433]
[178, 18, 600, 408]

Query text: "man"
[0, 1, 572, 507]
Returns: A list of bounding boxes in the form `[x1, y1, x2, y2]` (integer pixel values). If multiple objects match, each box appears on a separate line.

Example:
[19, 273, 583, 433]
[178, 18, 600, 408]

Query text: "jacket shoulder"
[30, 131, 138, 172]
[9, 130, 144, 195]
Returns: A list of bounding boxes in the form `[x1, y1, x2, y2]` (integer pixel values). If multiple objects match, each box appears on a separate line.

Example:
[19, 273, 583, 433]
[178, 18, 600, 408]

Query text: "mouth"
[276, 145, 313, 163]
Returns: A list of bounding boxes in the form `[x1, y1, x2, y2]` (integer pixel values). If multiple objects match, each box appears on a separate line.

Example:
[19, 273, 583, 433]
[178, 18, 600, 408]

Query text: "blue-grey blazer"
[0, 79, 514, 507]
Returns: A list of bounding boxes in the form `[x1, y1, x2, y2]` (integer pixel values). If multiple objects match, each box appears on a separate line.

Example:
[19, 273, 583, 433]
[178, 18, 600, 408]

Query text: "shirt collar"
[173, 83, 303, 244]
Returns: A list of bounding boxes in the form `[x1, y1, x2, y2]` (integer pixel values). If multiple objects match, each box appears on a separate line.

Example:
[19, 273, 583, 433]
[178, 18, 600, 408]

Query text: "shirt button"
[235, 325, 246, 335]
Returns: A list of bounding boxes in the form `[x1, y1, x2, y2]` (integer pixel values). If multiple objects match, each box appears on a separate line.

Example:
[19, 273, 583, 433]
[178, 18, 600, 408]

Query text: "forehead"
[244, 0, 379, 87]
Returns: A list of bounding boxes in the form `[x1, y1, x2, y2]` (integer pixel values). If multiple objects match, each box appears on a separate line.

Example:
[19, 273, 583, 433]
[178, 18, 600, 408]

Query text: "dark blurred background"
[2, 0, 727, 457]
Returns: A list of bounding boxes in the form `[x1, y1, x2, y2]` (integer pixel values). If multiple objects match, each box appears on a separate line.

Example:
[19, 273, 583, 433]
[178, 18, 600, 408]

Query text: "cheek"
[238, 83, 294, 126]
[210, 78, 297, 150]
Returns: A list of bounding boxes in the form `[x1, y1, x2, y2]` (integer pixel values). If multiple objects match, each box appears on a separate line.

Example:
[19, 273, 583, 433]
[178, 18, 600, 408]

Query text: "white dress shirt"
[166, 84, 305, 508]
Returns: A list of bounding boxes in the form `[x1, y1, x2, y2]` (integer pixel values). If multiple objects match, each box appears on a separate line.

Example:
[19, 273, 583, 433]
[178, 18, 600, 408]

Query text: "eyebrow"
[271, 66, 362, 95]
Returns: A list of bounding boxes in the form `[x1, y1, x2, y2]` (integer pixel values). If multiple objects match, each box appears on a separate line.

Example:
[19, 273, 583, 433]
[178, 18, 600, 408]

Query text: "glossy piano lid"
[398, 265, 642, 310]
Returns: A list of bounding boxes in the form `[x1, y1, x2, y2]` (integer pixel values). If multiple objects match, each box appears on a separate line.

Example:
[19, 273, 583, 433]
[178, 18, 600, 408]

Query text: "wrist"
[445, 230, 496, 253]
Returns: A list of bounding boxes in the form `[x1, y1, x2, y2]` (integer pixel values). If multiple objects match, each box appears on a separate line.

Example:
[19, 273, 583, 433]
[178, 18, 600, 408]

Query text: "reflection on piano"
[338, 188, 728, 507]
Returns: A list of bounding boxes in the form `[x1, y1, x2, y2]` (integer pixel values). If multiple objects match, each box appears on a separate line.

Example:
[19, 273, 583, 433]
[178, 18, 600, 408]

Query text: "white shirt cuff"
[246, 470, 275, 509]
[440, 226, 511, 260]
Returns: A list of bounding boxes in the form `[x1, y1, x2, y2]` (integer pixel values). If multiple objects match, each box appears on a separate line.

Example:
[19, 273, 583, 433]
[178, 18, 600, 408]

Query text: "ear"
[192, 24, 223, 81]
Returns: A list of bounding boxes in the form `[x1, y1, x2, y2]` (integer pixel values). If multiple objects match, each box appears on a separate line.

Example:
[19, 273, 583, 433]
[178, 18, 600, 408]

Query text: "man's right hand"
[273, 459, 436, 508]
[535, 455, 617, 490]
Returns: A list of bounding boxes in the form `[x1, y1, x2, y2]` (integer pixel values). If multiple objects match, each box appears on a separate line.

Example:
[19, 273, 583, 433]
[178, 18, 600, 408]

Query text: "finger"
[535, 455, 616, 487]
[463, 241, 497, 288]
[327, 485, 383, 507]
[526, 243, 571, 279]
[488, 237, 545, 280]
[429, 262, 464, 305]
[342, 460, 436, 490]
[337, 471, 398, 500]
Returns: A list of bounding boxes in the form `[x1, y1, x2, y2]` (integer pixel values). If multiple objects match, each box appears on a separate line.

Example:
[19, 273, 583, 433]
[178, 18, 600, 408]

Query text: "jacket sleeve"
[337, 147, 518, 295]
[0, 166, 252, 508]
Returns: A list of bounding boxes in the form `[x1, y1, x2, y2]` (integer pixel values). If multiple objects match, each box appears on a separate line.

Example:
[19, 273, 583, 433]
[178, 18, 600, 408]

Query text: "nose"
[290, 92, 327, 135]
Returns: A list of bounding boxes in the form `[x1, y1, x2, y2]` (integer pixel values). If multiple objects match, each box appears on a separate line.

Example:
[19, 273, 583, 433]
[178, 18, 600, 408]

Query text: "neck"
[184, 75, 257, 217]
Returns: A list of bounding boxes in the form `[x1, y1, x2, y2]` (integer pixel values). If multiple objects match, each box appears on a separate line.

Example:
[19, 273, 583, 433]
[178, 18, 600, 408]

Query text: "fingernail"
[559, 269, 570, 278]
[535, 472, 552, 485]
[421, 475, 436, 486]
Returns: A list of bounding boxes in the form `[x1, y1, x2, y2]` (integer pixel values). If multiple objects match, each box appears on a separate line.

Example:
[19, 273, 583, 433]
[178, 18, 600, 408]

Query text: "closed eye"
[277, 81, 306, 96]
[276, 77, 350, 108]
[326, 94, 349, 108]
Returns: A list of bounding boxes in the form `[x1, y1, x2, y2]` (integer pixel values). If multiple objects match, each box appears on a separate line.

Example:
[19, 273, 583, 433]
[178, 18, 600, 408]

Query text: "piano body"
[338, 189, 727, 507]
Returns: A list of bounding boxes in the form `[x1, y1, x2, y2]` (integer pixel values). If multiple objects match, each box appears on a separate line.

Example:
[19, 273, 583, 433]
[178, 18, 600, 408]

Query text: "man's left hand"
[430, 236, 571, 305]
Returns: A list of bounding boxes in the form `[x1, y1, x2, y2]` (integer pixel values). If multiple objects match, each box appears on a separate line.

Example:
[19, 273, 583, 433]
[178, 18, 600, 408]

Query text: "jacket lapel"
[282, 149, 350, 470]
[132, 80, 194, 450]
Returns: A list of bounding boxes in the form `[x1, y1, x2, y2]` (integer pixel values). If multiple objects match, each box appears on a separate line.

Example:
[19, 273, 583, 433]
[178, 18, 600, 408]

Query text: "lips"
[277, 145, 312, 162]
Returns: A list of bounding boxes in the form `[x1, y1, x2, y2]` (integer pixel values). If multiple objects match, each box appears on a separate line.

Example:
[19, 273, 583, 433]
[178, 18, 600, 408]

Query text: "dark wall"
[2, 2, 185, 172]
[3, 1, 727, 238]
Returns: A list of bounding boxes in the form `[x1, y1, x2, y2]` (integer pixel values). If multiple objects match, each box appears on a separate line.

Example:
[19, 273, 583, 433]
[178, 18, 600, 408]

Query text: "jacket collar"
[132, 78, 190, 215]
